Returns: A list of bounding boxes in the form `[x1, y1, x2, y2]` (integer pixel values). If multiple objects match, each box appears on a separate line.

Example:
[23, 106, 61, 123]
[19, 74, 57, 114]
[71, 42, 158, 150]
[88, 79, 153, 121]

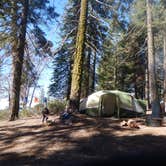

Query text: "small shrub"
[20, 109, 34, 118]
[47, 100, 65, 114]
[0, 109, 10, 120]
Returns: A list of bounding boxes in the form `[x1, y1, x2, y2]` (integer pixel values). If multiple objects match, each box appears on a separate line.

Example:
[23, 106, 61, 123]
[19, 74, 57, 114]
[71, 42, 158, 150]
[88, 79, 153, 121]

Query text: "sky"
[38, 0, 67, 95]
[0, 0, 68, 109]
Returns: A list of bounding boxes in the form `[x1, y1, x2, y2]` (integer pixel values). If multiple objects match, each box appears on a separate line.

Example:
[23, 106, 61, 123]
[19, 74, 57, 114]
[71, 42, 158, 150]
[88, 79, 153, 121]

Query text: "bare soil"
[1, 113, 166, 166]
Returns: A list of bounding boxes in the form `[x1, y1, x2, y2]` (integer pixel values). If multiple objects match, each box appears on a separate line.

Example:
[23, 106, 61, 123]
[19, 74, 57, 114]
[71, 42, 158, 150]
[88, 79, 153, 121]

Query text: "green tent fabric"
[79, 90, 146, 117]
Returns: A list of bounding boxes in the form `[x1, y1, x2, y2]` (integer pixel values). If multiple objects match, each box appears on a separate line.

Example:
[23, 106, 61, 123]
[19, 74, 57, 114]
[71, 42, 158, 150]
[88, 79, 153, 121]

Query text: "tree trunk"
[146, 0, 161, 122]
[163, 33, 166, 113]
[85, 49, 91, 97]
[66, 59, 72, 100]
[113, 53, 118, 89]
[81, 48, 91, 98]
[145, 67, 150, 110]
[10, 0, 29, 121]
[29, 84, 36, 108]
[69, 0, 88, 111]
[90, 52, 96, 94]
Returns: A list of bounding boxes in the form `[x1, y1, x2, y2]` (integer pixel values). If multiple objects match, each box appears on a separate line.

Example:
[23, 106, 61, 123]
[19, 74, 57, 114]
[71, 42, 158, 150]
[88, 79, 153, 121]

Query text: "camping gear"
[79, 90, 146, 118]
[120, 119, 140, 129]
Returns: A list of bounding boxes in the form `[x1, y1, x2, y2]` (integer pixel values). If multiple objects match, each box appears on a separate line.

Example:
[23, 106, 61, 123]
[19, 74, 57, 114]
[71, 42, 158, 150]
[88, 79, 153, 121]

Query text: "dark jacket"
[42, 107, 49, 115]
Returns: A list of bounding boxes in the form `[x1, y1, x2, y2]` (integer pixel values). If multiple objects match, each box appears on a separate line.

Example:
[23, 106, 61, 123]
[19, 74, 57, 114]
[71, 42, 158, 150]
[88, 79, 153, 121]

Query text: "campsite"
[1, 0, 166, 165]
[1, 113, 166, 166]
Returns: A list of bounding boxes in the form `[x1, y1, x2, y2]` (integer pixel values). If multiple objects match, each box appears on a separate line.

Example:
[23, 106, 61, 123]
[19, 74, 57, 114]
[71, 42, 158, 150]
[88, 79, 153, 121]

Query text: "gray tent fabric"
[79, 90, 146, 117]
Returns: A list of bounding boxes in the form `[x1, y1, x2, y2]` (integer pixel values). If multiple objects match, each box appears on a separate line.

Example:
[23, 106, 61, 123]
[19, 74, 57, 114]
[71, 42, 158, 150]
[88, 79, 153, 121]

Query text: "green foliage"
[0, 0, 58, 58]
[0, 99, 65, 120]
[0, 109, 10, 120]
[130, 0, 166, 99]
[49, 0, 112, 99]
[130, 0, 146, 26]
[49, 0, 79, 98]
[98, 22, 147, 99]
[0, 0, 58, 120]
[49, 44, 73, 98]
[47, 100, 65, 114]
[19, 109, 36, 118]
[32, 99, 65, 115]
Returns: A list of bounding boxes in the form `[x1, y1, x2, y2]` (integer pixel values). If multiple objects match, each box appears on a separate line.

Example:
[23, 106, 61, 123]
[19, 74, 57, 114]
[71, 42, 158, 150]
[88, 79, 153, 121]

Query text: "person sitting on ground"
[60, 106, 71, 119]
[59, 105, 73, 125]
[42, 107, 50, 123]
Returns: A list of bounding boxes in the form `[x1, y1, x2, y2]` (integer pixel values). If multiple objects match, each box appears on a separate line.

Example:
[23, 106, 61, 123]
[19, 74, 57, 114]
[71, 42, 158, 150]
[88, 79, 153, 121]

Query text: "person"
[59, 105, 73, 125]
[42, 107, 50, 123]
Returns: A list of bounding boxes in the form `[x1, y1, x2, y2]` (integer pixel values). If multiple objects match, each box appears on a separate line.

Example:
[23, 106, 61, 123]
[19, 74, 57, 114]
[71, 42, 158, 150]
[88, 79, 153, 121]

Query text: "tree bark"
[145, 68, 150, 110]
[81, 48, 91, 98]
[66, 59, 72, 100]
[113, 53, 118, 89]
[146, 0, 161, 121]
[163, 33, 166, 112]
[29, 84, 36, 108]
[10, 0, 29, 121]
[90, 52, 96, 94]
[69, 0, 88, 111]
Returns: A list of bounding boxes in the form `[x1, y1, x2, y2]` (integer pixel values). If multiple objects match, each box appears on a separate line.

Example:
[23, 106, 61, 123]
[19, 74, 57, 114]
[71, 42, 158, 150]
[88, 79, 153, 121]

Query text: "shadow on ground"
[0, 114, 166, 166]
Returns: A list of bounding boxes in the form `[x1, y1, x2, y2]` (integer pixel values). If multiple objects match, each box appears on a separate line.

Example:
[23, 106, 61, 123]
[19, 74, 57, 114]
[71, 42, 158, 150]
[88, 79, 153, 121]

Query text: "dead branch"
[52, 27, 77, 56]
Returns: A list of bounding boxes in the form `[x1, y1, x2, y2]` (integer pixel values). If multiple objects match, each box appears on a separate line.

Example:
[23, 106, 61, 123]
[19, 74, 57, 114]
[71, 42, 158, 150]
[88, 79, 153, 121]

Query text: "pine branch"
[95, 0, 116, 12]
[52, 27, 76, 56]
[85, 41, 98, 53]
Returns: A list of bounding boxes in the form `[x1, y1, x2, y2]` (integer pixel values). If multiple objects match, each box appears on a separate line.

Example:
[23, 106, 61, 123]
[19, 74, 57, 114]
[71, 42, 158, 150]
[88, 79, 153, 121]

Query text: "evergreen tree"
[146, 0, 161, 122]
[69, 0, 88, 111]
[49, 44, 73, 99]
[97, 1, 139, 92]
[98, 26, 146, 97]
[49, 0, 109, 99]
[10, 0, 29, 120]
[131, 0, 166, 100]
[49, 0, 80, 99]
[0, 0, 58, 120]
[161, 0, 166, 112]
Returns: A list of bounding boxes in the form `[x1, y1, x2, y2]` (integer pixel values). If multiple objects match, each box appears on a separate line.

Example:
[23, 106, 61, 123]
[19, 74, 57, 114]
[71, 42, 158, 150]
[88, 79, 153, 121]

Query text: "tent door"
[101, 94, 116, 116]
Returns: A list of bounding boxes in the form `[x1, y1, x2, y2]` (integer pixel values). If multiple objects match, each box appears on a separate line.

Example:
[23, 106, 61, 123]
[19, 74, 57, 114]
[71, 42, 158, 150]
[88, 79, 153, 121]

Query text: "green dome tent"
[79, 90, 146, 117]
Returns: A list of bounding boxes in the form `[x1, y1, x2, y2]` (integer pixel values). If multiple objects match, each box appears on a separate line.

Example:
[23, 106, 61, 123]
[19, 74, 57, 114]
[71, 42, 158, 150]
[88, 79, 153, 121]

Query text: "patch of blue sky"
[37, 0, 67, 96]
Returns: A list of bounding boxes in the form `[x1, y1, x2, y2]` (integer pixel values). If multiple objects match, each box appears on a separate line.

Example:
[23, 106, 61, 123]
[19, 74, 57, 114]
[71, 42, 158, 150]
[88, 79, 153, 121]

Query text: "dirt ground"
[1, 113, 166, 166]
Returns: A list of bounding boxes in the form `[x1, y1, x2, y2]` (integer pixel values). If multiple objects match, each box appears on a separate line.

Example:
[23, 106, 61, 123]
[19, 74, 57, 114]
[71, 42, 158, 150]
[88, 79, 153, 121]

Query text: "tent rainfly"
[79, 90, 146, 117]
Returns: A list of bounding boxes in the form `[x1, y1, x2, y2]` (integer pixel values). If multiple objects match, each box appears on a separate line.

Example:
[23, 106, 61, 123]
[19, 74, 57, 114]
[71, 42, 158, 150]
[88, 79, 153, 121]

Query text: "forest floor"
[1, 113, 166, 166]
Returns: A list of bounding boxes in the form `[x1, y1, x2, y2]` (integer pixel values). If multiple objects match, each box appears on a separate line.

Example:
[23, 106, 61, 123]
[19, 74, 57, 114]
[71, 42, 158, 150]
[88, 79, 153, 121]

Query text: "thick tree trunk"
[69, 0, 88, 111]
[146, 0, 161, 122]
[81, 49, 91, 98]
[10, 0, 29, 121]
[163, 34, 166, 113]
